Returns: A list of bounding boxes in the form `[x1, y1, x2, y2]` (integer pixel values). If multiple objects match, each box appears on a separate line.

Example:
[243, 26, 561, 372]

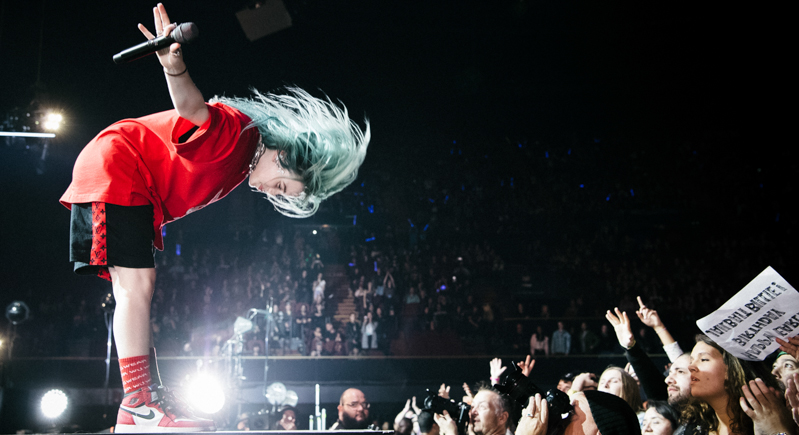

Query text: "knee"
[110, 267, 156, 302]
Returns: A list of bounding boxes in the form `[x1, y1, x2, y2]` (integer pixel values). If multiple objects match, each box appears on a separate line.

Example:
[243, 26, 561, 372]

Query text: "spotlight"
[185, 374, 225, 414]
[41, 389, 68, 419]
[44, 113, 63, 131]
[6, 301, 30, 325]
[233, 316, 253, 335]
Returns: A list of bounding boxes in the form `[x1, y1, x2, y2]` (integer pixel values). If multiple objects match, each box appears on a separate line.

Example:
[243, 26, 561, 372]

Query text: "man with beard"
[664, 353, 692, 407]
[330, 388, 371, 429]
[664, 353, 693, 435]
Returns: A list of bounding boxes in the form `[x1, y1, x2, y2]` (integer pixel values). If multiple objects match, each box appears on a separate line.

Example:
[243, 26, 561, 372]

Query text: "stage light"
[0, 131, 55, 138]
[186, 374, 225, 414]
[233, 316, 253, 335]
[41, 389, 68, 419]
[44, 113, 63, 131]
[6, 301, 30, 325]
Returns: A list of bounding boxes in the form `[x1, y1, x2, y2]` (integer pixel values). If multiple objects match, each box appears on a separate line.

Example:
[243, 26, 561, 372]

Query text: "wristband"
[165, 66, 188, 77]
[624, 339, 636, 350]
[490, 376, 500, 384]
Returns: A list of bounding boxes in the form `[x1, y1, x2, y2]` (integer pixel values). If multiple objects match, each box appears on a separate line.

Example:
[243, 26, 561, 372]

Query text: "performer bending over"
[60, 3, 369, 432]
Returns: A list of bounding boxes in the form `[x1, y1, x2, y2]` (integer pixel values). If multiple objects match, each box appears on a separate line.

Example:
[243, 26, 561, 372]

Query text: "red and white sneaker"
[115, 384, 216, 433]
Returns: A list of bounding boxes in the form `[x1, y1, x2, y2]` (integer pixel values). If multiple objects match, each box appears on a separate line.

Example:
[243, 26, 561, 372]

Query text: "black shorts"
[70, 202, 155, 281]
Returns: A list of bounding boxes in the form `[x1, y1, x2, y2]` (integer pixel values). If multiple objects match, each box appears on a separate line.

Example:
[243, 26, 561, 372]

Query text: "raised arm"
[138, 3, 209, 126]
[636, 296, 683, 359]
[740, 378, 795, 435]
[395, 398, 412, 428]
[606, 307, 668, 401]
[490, 358, 507, 385]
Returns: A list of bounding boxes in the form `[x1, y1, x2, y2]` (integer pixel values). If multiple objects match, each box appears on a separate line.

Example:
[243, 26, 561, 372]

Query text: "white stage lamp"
[41, 389, 68, 419]
[186, 374, 225, 415]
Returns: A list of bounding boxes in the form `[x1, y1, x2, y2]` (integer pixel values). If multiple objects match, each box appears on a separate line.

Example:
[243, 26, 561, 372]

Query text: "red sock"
[119, 355, 152, 393]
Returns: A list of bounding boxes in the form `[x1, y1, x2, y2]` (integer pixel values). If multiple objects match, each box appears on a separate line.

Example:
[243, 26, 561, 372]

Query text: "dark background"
[0, 1, 795, 340]
[1, 0, 797, 432]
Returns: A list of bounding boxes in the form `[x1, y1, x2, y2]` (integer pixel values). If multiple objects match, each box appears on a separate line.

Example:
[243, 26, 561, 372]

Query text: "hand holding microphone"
[113, 3, 198, 66]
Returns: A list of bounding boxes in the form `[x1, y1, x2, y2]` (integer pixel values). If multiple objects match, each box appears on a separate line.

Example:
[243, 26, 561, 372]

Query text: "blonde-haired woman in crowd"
[598, 365, 645, 424]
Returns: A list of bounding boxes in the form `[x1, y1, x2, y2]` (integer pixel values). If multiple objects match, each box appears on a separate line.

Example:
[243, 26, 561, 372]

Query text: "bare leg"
[109, 266, 156, 358]
[109, 264, 214, 431]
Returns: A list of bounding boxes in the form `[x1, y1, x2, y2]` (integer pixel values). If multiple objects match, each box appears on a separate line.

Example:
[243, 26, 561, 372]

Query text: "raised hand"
[606, 307, 634, 349]
[434, 410, 459, 435]
[518, 355, 535, 377]
[462, 382, 474, 404]
[412, 396, 422, 415]
[740, 378, 794, 435]
[635, 296, 664, 330]
[137, 3, 184, 73]
[785, 373, 799, 426]
[775, 335, 799, 359]
[515, 393, 548, 435]
[624, 362, 639, 384]
[490, 358, 507, 382]
[571, 372, 598, 392]
[438, 383, 451, 400]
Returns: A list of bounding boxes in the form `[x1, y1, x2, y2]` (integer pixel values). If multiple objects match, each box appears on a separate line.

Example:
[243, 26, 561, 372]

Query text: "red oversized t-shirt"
[60, 102, 259, 250]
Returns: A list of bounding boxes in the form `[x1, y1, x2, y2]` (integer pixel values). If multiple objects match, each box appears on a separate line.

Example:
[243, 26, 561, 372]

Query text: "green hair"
[212, 87, 370, 218]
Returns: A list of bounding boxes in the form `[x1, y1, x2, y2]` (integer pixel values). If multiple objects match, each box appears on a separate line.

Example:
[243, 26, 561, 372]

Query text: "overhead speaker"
[236, 0, 293, 42]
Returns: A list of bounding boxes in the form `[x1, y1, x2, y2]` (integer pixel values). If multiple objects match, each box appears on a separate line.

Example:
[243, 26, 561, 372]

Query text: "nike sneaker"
[115, 384, 216, 433]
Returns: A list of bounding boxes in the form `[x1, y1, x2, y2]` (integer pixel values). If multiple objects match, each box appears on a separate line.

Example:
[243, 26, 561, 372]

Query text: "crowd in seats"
[13, 131, 793, 360]
[15, 127, 799, 435]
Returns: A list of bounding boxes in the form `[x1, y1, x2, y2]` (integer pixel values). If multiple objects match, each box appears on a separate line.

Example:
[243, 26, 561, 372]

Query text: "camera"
[494, 363, 573, 432]
[423, 390, 471, 432]
[245, 409, 271, 430]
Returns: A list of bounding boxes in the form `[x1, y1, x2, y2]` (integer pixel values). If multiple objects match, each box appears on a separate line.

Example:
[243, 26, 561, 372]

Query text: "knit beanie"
[582, 390, 640, 435]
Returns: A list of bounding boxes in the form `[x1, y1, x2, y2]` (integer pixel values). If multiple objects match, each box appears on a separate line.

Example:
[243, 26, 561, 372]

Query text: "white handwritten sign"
[695, 266, 799, 361]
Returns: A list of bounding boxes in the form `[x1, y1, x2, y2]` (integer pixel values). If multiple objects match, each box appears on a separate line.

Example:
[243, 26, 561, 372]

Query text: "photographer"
[419, 410, 440, 435]
[516, 391, 640, 435]
[435, 386, 513, 435]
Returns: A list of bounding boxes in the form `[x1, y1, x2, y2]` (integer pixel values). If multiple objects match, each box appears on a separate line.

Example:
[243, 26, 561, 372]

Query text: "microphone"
[113, 22, 199, 64]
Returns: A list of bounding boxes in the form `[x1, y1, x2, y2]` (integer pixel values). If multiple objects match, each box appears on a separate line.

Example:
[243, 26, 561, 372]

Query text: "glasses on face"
[346, 402, 371, 410]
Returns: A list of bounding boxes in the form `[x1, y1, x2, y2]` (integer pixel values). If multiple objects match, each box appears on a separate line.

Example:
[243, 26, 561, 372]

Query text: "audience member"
[664, 353, 692, 408]
[276, 406, 297, 430]
[682, 335, 791, 435]
[418, 410, 439, 435]
[557, 372, 576, 393]
[605, 307, 668, 402]
[435, 386, 511, 435]
[362, 311, 379, 351]
[578, 322, 599, 355]
[530, 326, 549, 357]
[331, 388, 371, 430]
[641, 400, 678, 435]
[516, 390, 640, 435]
[771, 350, 799, 389]
[596, 365, 644, 425]
[551, 321, 571, 355]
